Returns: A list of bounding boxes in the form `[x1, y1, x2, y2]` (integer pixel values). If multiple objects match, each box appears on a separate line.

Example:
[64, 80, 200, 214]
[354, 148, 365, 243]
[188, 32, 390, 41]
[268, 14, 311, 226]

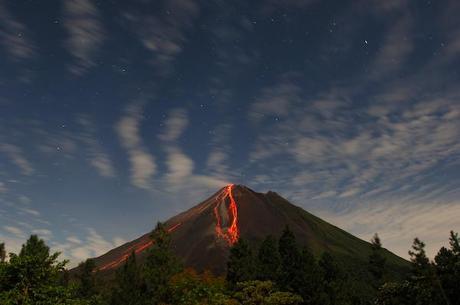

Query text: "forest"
[1, 223, 459, 305]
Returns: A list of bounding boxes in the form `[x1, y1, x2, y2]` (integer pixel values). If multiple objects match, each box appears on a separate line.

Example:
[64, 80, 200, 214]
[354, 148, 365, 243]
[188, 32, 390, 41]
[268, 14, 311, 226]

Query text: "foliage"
[227, 238, 256, 287]
[409, 238, 430, 276]
[296, 248, 322, 305]
[233, 281, 302, 305]
[256, 235, 280, 282]
[375, 235, 456, 305]
[278, 226, 304, 293]
[0, 235, 84, 305]
[143, 222, 183, 304]
[434, 231, 460, 305]
[110, 252, 147, 305]
[369, 233, 386, 286]
[76, 259, 97, 299]
[0, 242, 5, 262]
[2, 229, 460, 305]
[169, 269, 236, 305]
[317, 252, 346, 305]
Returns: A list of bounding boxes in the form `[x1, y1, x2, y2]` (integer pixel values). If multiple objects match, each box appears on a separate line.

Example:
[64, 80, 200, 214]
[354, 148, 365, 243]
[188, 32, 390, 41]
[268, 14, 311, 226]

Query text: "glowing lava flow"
[97, 222, 182, 271]
[213, 184, 239, 245]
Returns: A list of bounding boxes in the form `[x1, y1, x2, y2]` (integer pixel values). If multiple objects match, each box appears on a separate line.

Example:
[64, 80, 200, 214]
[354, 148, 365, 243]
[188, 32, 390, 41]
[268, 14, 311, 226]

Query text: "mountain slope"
[91, 184, 408, 275]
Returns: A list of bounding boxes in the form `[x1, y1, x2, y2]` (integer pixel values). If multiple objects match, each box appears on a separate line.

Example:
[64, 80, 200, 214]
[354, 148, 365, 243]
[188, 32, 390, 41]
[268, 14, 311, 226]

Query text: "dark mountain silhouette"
[90, 184, 408, 275]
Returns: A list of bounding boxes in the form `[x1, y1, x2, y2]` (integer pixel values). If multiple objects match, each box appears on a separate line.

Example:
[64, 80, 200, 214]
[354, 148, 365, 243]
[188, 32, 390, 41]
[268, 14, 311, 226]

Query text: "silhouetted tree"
[256, 235, 280, 282]
[144, 222, 182, 304]
[77, 258, 97, 299]
[278, 226, 304, 293]
[435, 231, 460, 305]
[409, 238, 430, 276]
[369, 233, 386, 287]
[0, 235, 79, 304]
[0, 242, 5, 262]
[318, 252, 345, 305]
[233, 281, 303, 305]
[297, 247, 322, 305]
[169, 269, 234, 305]
[111, 252, 147, 305]
[408, 238, 447, 305]
[375, 281, 414, 305]
[376, 236, 450, 305]
[227, 238, 256, 287]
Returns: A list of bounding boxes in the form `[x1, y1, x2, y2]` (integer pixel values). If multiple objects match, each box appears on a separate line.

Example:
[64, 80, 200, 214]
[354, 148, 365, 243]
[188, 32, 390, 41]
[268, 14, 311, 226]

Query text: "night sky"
[1, 0, 459, 265]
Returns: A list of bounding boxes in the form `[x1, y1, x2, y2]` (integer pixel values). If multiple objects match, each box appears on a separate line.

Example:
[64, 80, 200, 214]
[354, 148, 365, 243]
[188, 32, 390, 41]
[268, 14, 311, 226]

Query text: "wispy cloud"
[0, 1, 35, 61]
[124, 0, 199, 74]
[63, 0, 105, 75]
[158, 108, 194, 186]
[31, 229, 52, 240]
[165, 148, 194, 185]
[369, 14, 413, 80]
[153, 109, 229, 207]
[3, 225, 25, 238]
[68, 228, 124, 264]
[0, 143, 34, 175]
[18, 207, 40, 217]
[0, 181, 7, 193]
[158, 108, 189, 142]
[316, 199, 460, 259]
[116, 103, 156, 189]
[77, 116, 116, 178]
[250, 78, 302, 122]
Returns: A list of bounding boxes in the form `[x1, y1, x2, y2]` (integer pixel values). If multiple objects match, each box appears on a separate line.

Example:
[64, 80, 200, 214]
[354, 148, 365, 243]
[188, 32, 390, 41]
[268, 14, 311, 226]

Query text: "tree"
[409, 238, 430, 276]
[0, 235, 81, 305]
[278, 226, 303, 292]
[375, 281, 414, 305]
[233, 281, 303, 305]
[227, 238, 256, 287]
[297, 247, 321, 305]
[435, 231, 460, 305]
[0, 242, 5, 262]
[110, 252, 147, 305]
[407, 238, 447, 305]
[169, 268, 236, 305]
[256, 235, 280, 282]
[369, 233, 386, 286]
[318, 252, 345, 305]
[144, 222, 183, 304]
[76, 259, 97, 299]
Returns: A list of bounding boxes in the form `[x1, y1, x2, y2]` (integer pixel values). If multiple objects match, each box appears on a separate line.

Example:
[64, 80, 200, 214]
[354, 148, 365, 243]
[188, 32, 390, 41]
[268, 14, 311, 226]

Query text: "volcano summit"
[91, 184, 407, 274]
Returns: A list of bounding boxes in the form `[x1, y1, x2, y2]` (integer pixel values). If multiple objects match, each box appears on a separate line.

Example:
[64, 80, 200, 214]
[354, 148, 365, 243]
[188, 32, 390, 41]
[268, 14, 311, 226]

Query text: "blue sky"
[0, 0, 459, 265]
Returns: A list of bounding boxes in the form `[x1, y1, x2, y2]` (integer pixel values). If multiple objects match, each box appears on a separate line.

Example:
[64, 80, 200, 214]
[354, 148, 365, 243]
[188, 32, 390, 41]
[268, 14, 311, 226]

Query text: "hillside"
[90, 184, 409, 276]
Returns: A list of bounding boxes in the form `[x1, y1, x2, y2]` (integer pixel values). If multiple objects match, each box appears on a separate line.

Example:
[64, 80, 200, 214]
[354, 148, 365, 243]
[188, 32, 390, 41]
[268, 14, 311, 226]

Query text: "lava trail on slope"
[213, 184, 239, 245]
[97, 184, 240, 271]
[97, 223, 182, 271]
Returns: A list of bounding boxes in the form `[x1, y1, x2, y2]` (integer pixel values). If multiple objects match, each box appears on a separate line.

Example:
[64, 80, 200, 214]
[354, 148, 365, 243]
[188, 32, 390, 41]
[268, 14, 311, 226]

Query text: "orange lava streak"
[97, 222, 182, 271]
[213, 184, 239, 245]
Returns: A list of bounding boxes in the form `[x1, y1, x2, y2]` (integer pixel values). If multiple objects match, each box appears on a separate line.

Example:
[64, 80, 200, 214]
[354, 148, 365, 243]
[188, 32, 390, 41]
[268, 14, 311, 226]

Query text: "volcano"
[91, 184, 408, 275]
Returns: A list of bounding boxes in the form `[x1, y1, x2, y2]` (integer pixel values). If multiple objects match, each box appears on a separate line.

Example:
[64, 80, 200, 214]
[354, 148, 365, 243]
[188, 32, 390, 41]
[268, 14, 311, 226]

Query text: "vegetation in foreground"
[0, 224, 459, 305]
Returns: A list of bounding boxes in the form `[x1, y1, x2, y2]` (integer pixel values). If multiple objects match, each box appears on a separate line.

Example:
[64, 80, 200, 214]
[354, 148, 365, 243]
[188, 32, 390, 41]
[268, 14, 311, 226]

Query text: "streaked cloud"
[369, 14, 413, 79]
[0, 182, 7, 193]
[77, 116, 116, 178]
[0, 1, 35, 61]
[316, 199, 460, 259]
[116, 104, 156, 189]
[63, 0, 105, 75]
[0, 143, 34, 175]
[3, 225, 24, 238]
[158, 108, 189, 142]
[165, 148, 194, 184]
[18, 207, 40, 217]
[124, 0, 199, 74]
